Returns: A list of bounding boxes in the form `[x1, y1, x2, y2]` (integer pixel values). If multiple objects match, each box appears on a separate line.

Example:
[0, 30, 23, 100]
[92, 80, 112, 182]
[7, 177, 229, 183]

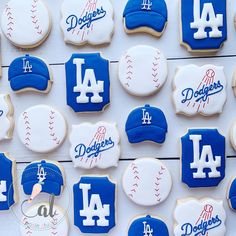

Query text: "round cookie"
[20, 203, 69, 236]
[118, 45, 168, 97]
[17, 105, 67, 153]
[122, 158, 172, 206]
[227, 177, 236, 211]
[1, 0, 51, 48]
[60, 0, 114, 46]
[229, 120, 236, 152]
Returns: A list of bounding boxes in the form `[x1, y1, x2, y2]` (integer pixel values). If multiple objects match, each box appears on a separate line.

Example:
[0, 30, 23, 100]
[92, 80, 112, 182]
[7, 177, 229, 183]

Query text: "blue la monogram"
[66, 7, 106, 31]
[181, 80, 224, 104]
[74, 137, 115, 159]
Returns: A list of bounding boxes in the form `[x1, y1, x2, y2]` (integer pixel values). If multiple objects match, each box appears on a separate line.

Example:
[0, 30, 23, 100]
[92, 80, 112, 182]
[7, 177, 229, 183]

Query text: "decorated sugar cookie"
[122, 158, 172, 206]
[17, 105, 67, 153]
[180, 0, 227, 52]
[21, 160, 64, 201]
[229, 120, 236, 152]
[1, 0, 51, 48]
[65, 53, 110, 112]
[123, 0, 168, 37]
[181, 129, 225, 188]
[227, 177, 236, 211]
[173, 65, 227, 116]
[73, 176, 116, 234]
[125, 105, 168, 144]
[0, 153, 17, 211]
[60, 0, 114, 46]
[128, 215, 169, 236]
[20, 203, 69, 236]
[69, 122, 120, 169]
[119, 45, 168, 97]
[8, 54, 53, 93]
[232, 68, 236, 97]
[0, 94, 14, 141]
[174, 198, 226, 236]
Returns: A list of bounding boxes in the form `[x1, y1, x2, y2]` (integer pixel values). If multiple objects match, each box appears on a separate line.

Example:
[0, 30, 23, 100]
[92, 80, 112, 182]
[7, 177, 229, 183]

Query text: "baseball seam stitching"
[31, 0, 43, 35]
[152, 50, 161, 88]
[155, 165, 165, 203]
[125, 54, 133, 88]
[23, 112, 31, 147]
[5, 5, 14, 38]
[49, 110, 61, 146]
[22, 216, 32, 235]
[50, 210, 59, 235]
[128, 163, 140, 199]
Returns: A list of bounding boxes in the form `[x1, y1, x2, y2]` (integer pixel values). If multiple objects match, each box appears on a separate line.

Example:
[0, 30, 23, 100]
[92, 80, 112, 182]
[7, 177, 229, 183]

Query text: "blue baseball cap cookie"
[21, 160, 64, 201]
[128, 215, 169, 236]
[125, 104, 168, 144]
[123, 0, 168, 37]
[8, 54, 52, 93]
[227, 177, 236, 211]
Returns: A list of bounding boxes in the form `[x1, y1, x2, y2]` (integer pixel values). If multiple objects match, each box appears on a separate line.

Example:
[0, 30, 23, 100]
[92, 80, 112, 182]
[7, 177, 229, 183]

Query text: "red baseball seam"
[49, 110, 61, 146]
[31, 0, 43, 35]
[125, 54, 133, 88]
[155, 165, 165, 203]
[22, 217, 32, 235]
[23, 112, 31, 146]
[5, 5, 14, 38]
[152, 50, 161, 88]
[128, 163, 140, 198]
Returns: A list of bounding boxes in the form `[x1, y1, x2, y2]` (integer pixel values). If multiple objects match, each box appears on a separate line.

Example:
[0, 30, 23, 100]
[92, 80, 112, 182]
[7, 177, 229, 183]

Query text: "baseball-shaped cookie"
[17, 105, 67, 153]
[118, 45, 168, 97]
[122, 158, 172, 206]
[1, 0, 51, 48]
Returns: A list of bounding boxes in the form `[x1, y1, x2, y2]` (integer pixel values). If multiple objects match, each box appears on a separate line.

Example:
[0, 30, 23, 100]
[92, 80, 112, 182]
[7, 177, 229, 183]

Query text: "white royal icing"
[0, 94, 14, 141]
[20, 203, 69, 236]
[17, 105, 67, 153]
[1, 0, 51, 48]
[60, 0, 114, 45]
[119, 45, 168, 97]
[174, 198, 226, 236]
[230, 121, 236, 152]
[122, 158, 172, 206]
[69, 122, 120, 169]
[173, 65, 226, 116]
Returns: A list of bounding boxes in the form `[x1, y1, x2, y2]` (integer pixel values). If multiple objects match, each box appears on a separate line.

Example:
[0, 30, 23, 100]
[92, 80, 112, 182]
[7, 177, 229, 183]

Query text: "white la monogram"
[0, 181, 7, 202]
[142, 109, 152, 125]
[190, 135, 221, 178]
[142, 0, 152, 10]
[190, 0, 223, 39]
[73, 58, 104, 104]
[143, 221, 153, 236]
[22, 58, 33, 73]
[79, 183, 110, 226]
[37, 164, 47, 183]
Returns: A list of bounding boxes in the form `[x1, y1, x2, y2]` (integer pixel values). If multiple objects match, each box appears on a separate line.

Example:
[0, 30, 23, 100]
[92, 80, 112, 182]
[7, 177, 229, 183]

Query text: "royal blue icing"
[125, 104, 168, 144]
[228, 178, 236, 211]
[123, 0, 167, 33]
[0, 153, 15, 210]
[128, 215, 169, 236]
[181, 0, 227, 51]
[181, 129, 225, 188]
[21, 160, 64, 196]
[65, 53, 110, 112]
[8, 54, 51, 92]
[73, 176, 116, 234]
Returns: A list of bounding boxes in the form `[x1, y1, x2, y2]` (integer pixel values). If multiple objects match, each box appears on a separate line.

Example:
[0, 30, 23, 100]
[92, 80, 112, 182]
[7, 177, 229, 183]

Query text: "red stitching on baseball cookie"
[49, 111, 61, 146]
[152, 50, 161, 87]
[154, 165, 165, 203]
[128, 163, 140, 198]
[23, 112, 31, 146]
[31, 0, 43, 35]
[125, 54, 133, 87]
[5, 5, 14, 38]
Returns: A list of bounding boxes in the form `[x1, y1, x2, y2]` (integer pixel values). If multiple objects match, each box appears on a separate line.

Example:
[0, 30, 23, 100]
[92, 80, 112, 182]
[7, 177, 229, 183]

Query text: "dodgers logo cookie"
[17, 105, 67, 153]
[180, 0, 227, 52]
[60, 0, 114, 46]
[173, 65, 227, 116]
[69, 122, 120, 169]
[21, 160, 64, 201]
[119, 45, 168, 97]
[1, 0, 51, 48]
[174, 198, 226, 236]
[123, 0, 168, 37]
[0, 153, 17, 211]
[8, 54, 52, 93]
[125, 104, 168, 144]
[122, 158, 172, 206]
[181, 129, 225, 188]
[0, 94, 14, 141]
[65, 53, 110, 112]
[73, 176, 116, 234]
[128, 215, 169, 236]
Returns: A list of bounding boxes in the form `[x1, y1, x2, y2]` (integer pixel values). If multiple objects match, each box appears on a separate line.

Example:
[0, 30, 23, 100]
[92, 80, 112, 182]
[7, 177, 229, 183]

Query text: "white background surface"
[0, 0, 236, 235]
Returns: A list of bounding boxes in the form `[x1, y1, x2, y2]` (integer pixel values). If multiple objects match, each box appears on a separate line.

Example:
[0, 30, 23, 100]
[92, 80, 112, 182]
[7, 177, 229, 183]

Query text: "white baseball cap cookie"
[119, 45, 168, 96]
[17, 105, 67, 153]
[1, 0, 51, 48]
[122, 158, 172, 206]
[20, 203, 69, 236]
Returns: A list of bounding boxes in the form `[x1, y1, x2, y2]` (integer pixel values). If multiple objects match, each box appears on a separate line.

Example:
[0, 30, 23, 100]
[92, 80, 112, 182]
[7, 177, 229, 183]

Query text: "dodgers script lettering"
[66, 7, 106, 31]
